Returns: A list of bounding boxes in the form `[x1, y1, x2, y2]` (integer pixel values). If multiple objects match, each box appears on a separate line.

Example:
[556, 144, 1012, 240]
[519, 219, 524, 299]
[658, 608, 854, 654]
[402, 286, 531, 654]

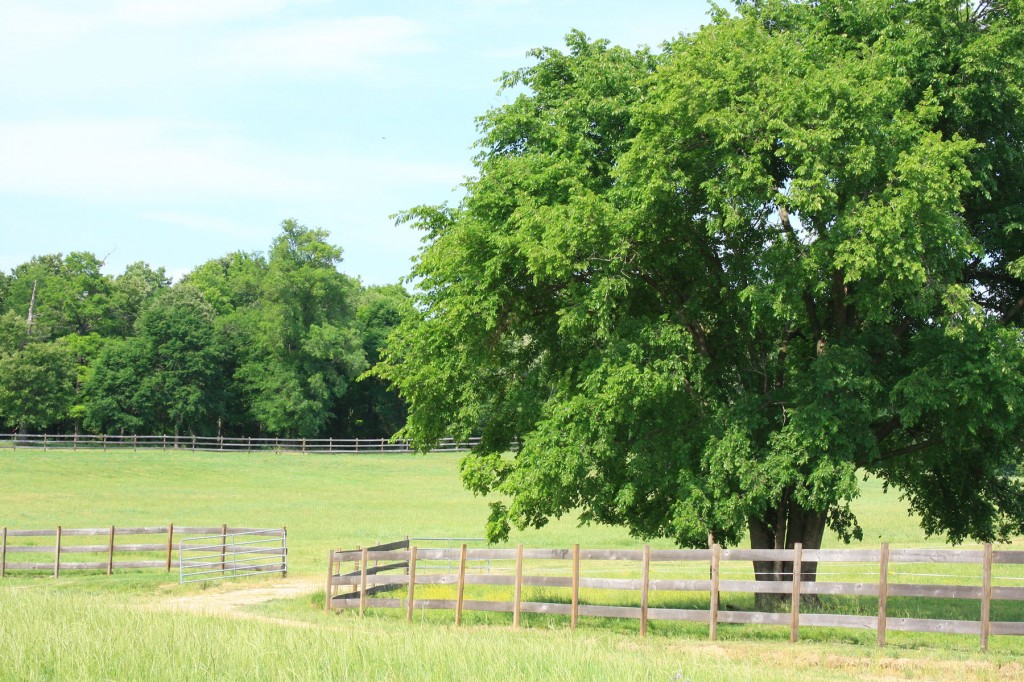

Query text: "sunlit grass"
[4, 585, 1023, 682]
[2, 449, 1024, 679]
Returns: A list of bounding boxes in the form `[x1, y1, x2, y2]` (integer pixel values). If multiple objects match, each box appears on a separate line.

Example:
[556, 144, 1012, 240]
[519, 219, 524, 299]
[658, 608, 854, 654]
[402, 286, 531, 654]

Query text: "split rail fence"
[0, 433, 480, 454]
[0, 524, 286, 579]
[326, 539, 1024, 650]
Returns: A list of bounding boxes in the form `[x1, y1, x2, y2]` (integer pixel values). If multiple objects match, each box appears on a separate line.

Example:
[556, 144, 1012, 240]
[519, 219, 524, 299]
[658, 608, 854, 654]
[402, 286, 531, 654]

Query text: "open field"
[1, 449, 1023, 680]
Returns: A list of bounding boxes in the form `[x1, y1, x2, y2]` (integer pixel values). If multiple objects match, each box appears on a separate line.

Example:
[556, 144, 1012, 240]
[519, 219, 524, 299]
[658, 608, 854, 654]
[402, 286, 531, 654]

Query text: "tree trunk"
[747, 493, 827, 610]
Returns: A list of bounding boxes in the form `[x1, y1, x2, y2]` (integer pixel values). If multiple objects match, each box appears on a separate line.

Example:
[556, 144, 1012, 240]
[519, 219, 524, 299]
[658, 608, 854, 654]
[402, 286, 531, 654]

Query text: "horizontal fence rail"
[408, 537, 491, 574]
[179, 529, 287, 584]
[325, 540, 1024, 650]
[0, 433, 486, 454]
[0, 524, 285, 578]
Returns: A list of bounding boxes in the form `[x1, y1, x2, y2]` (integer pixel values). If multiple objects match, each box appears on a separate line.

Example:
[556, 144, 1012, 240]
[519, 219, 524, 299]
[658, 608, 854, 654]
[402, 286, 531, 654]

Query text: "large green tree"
[107, 261, 171, 337]
[236, 220, 366, 437]
[83, 286, 226, 436]
[377, 1, 1024, 587]
[4, 253, 113, 338]
[335, 284, 413, 437]
[0, 340, 75, 432]
[79, 336, 153, 434]
[183, 251, 269, 434]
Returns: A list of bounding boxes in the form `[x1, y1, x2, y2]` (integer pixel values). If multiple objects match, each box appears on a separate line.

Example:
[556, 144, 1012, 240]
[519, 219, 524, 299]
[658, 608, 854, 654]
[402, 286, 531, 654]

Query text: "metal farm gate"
[179, 528, 287, 584]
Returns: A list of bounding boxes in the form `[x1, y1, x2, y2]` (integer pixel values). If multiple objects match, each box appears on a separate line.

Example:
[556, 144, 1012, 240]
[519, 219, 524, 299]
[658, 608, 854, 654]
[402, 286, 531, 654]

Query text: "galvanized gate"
[179, 528, 287, 584]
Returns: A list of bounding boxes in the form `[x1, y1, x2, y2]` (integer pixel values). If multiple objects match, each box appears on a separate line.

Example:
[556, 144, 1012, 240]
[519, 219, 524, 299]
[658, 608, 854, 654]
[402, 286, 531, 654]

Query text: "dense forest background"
[0, 220, 410, 438]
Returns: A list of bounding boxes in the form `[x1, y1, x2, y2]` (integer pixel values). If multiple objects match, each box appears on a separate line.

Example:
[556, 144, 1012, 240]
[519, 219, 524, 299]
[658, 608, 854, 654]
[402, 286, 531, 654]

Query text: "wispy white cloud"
[110, 0, 298, 27]
[0, 3, 99, 58]
[0, 118, 466, 205]
[0, 0, 322, 38]
[0, 2, 429, 83]
[216, 16, 433, 75]
[459, 0, 544, 10]
[0, 119, 313, 202]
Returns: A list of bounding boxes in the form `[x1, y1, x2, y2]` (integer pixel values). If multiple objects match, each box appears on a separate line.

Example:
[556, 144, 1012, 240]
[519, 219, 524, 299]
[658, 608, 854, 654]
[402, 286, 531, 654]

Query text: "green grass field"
[1, 449, 1023, 681]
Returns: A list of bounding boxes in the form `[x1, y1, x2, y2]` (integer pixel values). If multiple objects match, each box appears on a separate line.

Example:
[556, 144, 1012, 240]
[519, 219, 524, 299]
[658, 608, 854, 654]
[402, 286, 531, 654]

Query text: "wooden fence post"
[456, 543, 468, 626]
[709, 544, 721, 641]
[162, 435, 167, 452]
[53, 525, 62, 578]
[166, 523, 174, 572]
[513, 544, 524, 628]
[133, 434, 137, 452]
[790, 543, 802, 643]
[1, 527, 7, 578]
[981, 542, 993, 652]
[73, 430, 78, 452]
[102, 433, 106, 452]
[640, 544, 651, 637]
[407, 546, 418, 623]
[359, 547, 369, 616]
[877, 542, 889, 648]
[107, 526, 115, 575]
[325, 549, 335, 612]
[281, 527, 288, 577]
[571, 544, 580, 629]
[220, 524, 228, 572]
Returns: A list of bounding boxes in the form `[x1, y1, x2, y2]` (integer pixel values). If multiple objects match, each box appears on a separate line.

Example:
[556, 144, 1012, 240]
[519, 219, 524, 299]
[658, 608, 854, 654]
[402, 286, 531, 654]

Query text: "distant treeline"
[0, 220, 410, 439]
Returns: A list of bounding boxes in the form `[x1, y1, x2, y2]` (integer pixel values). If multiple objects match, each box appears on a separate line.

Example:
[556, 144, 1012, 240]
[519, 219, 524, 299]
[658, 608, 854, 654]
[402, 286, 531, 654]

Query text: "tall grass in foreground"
[2, 586, 1021, 682]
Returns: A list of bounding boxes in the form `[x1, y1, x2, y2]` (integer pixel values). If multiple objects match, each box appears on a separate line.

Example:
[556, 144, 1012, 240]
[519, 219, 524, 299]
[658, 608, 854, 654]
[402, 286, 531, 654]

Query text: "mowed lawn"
[1, 448, 1023, 681]
[0, 448, 661, 575]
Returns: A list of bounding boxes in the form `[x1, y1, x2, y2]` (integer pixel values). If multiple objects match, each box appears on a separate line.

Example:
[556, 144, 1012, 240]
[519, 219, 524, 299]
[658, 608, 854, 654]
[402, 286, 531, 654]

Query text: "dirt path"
[150, 577, 322, 627]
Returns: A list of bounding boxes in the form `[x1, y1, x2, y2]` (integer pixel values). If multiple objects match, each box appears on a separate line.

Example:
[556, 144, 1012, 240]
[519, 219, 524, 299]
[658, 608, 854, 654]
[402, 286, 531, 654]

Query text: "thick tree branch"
[778, 206, 803, 252]
[878, 438, 941, 462]
[894, 316, 913, 340]
[871, 416, 902, 443]
[832, 269, 846, 340]
[1003, 296, 1024, 324]
[779, 204, 825, 356]
[803, 292, 824, 356]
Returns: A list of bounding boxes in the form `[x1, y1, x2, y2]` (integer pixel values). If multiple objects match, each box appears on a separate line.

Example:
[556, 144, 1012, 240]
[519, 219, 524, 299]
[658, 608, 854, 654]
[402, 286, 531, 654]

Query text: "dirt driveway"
[152, 577, 322, 626]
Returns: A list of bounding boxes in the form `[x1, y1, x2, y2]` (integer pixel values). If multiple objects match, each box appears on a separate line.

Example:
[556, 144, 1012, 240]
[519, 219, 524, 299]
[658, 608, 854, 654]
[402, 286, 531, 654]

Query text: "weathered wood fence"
[0, 433, 480, 454]
[326, 539, 1024, 650]
[0, 524, 285, 577]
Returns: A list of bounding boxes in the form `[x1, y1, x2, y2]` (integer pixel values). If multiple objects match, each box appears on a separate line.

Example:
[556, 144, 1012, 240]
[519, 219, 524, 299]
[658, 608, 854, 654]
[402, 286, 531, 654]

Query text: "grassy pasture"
[1, 448, 1023, 680]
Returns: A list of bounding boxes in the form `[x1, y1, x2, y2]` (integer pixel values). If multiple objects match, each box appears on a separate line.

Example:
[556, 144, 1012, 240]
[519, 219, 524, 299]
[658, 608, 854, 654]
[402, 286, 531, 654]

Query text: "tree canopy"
[377, 0, 1024, 563]
[235, 220, 367, 437]
[0, 221, 406, 439]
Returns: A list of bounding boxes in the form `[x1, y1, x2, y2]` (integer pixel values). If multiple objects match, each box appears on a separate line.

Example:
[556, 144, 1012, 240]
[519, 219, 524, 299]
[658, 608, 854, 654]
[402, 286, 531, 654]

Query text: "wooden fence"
[326, 539, 1024, 650]
[0, 524, 284, 577]
[0, 433, 480, 454]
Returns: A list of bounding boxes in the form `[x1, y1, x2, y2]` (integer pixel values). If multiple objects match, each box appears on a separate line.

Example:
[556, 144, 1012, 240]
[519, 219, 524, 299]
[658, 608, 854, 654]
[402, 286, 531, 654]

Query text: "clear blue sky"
[1, 1, 712, 285]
